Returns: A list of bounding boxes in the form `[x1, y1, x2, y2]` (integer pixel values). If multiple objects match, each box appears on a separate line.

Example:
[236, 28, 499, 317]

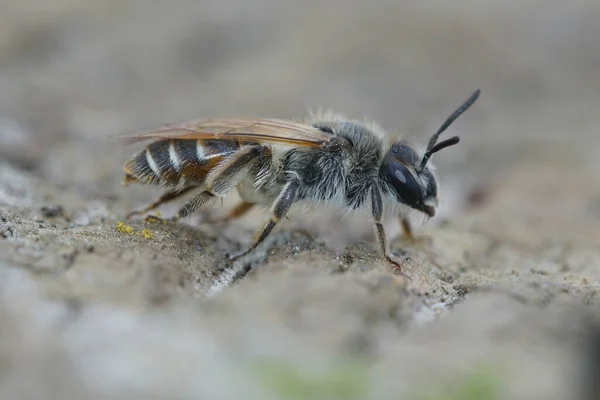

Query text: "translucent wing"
[114, 118, 333, 147]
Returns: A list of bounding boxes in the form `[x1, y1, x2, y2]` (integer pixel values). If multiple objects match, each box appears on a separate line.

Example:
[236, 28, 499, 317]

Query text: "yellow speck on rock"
[116, 221, 134, 234]
[116, 222, 154, 240]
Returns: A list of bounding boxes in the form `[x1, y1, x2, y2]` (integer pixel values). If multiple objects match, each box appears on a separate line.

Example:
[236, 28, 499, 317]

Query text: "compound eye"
[387, 161, 421, 206]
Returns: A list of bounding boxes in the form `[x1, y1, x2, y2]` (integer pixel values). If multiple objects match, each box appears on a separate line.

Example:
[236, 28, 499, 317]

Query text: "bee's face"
[381, 141, 438, 217]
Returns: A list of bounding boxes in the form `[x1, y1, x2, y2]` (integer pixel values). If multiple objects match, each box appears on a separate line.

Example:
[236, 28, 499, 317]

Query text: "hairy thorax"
[236, 120, 388, 212]
[284, 121, 385, 210]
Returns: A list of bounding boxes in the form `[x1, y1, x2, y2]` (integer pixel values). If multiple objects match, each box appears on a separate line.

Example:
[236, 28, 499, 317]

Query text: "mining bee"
[117, 89, 480, 274]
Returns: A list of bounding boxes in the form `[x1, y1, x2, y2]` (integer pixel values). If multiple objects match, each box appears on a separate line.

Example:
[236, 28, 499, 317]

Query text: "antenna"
[418, 89, 480, 172]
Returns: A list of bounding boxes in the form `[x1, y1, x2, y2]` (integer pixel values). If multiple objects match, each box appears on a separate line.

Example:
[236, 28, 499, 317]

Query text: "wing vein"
[112, 118, 334, 147]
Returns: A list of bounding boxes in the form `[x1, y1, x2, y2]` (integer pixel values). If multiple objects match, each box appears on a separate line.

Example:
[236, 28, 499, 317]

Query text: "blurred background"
[2, 0, 599, 237]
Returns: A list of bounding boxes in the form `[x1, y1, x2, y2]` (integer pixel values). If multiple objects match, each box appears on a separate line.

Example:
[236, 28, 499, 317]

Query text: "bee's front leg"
[399, 217, 432, 246]
[371, 186, 411, 278]
[400, 217, 414, 240]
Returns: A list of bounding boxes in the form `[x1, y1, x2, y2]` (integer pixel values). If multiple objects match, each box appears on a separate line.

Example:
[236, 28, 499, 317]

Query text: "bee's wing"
[113, 118, 333, 147]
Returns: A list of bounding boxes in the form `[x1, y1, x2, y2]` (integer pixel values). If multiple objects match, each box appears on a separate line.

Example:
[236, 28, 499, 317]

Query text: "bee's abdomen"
[123, 139, 239, 186]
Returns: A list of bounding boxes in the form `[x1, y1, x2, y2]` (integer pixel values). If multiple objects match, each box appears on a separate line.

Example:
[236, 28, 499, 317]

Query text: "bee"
[116, 89, 480, 274]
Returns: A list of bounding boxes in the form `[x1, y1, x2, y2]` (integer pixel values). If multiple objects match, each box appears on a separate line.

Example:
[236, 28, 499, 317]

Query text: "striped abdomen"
[123, 139, 240, 186]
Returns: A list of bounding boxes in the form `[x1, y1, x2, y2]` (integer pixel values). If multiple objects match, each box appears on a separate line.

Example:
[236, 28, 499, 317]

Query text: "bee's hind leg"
[229, 179, 299, 262]
[170, 191, 218, 222]
[172, 145, 269, 223]
[125, 186, 198, 221]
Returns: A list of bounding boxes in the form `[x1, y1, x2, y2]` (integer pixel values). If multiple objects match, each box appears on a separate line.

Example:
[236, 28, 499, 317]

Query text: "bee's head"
[381, 89, 480, 218]
[381, 142, 440, 217]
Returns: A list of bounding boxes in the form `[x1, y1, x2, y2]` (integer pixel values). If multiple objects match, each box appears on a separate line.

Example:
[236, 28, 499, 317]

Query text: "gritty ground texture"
[1, 1, 600, 399]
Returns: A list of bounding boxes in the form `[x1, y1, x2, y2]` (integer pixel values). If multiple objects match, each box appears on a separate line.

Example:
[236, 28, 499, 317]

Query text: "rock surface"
[1, 1, 600, 399]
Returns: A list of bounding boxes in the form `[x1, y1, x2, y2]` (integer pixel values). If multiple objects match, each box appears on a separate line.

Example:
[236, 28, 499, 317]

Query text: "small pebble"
[41, 204, 64, 218]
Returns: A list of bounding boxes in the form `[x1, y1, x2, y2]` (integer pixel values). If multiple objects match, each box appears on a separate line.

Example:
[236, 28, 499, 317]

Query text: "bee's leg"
[208, 201, 255, 225]
[170, 191, 217, 222]
[399, 216, 432, 245]
[172, 145, 268, 222]
[229, 179, 299, 262]
[372, 187, 410, 277]
[400, 217, 415, 240]
[125, 186, 198, 220]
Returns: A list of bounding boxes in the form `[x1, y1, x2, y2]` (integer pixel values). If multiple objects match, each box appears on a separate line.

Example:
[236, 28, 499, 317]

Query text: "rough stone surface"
[1, 1, 600, 399]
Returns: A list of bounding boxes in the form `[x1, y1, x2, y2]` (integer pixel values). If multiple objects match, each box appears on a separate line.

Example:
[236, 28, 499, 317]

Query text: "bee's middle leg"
[208, 201, 255, 225]
[229, 179, 299, 262]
